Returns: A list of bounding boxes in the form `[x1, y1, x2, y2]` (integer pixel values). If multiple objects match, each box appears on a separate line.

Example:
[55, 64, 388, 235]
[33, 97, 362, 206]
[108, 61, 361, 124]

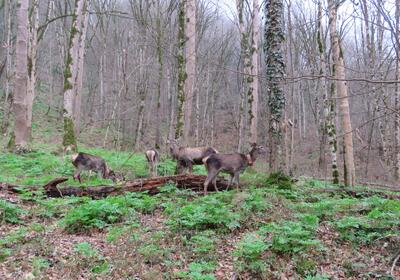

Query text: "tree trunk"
[328, 0, 356, 186]
[1, 0, 13, 135]
[236, 0, 250, 152]
[175, 0, 186, 140]
[183, 0, 196, 145]
[249, 0, 260, 144]
[395, 0, 400, 180]
[155, 15, 164, 149]
[264, 0, 286, 171]
[63, 0, 86, 151]
[26, 0, 39, 140]
[74, 0, 90, 134]
[317, 1, 339, 183]
[13, 0, 30, 149]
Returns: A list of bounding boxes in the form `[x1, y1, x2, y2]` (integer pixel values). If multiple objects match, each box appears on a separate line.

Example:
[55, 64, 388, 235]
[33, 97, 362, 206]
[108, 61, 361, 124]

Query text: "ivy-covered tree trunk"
[328, 0, 356, 186]
[63, 0, 86, 151]
[264, 0, 286, 171]
[13, 0, 30, 150]
[249, 0, 260, 144]
[175, 0, 186, 140]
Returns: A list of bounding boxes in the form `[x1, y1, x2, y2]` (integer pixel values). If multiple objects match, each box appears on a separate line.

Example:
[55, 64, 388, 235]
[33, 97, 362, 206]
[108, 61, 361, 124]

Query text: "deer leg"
[212, 177, 219, 192]
[227, 174, 234, 190]
[73, 167, 83, 183]
[204, 170, 218, 195]
[188, 161, 193, 174]
[234, 173, 240, 191]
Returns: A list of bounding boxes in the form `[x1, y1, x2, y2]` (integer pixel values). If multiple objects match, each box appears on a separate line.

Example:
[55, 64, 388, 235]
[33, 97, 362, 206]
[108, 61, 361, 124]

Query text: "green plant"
[0, 199, 26, 224]
[61, 197, 132, 232]
[138, 243, 164, 264]
[295, 256, 317, 277]
[187, 231, 216, 260]
[266, 171, 293, 190]
[74, 242, 109, 274]
[32, 257, 50, 276]
[167, 196, 240, 231]
[233, 233, 269, 275]
[176, 261, 216, 280]
[333, 197, 400, 244]
[260, 214, 320, 254]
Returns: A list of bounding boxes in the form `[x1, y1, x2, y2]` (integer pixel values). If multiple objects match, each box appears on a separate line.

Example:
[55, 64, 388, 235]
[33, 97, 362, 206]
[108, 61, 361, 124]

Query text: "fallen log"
[42, 174, 230, 198]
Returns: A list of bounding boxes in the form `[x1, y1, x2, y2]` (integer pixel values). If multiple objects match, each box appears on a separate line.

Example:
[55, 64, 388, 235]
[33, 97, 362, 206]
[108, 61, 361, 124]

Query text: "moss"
[332, 168, 339, 184]
[7, 132, 15, 151]
[62, 117, 77, 150]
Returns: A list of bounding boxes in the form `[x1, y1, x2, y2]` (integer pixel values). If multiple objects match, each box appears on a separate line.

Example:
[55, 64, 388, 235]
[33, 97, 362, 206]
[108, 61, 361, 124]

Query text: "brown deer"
[71, 152, 118, 183]
[167, 139, 218, 174]
[203, 143, 266, 194]
[145, 148, 160, 177]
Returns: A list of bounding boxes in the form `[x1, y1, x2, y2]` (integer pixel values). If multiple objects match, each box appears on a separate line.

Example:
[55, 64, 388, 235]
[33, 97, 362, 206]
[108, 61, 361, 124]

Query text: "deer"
[145, 148, 160, 177]
[167, 139, 218, 174]
[71, 152, 119, 183]
[203, 143, 266, 195]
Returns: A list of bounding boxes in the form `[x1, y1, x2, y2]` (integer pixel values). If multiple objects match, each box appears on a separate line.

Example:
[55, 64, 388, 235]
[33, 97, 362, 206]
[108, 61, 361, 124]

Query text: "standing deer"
[71, 152, 118, 183]
[145, 148, 160, 177]
[167, 139, 218, 174]
[203, 143, 266, 194]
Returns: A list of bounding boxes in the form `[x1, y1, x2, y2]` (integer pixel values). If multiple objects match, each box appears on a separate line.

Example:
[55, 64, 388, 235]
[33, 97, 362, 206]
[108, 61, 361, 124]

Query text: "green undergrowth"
[0, 144, 399, 278]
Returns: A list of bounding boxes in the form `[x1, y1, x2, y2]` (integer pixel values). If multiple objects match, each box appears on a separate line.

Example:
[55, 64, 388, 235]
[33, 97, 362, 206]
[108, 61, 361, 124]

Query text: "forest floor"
[0, 144, 399, 280]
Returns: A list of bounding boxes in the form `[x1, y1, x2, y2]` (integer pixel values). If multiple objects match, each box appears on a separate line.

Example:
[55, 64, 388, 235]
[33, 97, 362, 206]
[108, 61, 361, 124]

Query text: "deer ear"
[250, 142, 257, 148]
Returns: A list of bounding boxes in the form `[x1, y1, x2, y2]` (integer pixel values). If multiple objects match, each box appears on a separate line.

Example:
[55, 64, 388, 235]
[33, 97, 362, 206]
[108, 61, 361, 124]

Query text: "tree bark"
[175, 0, 186, 140]
[249, 0, 260, 144]
[26, 0, 39, 140]
[62, 0, 86, 151]
[183, 0, 196, 145]
[328, 0, 356, 186]
[74, 0, 90, 134]
[13, 0, 30, 149]
[1, 0, 13, 135]
[395, 0, 400, 180]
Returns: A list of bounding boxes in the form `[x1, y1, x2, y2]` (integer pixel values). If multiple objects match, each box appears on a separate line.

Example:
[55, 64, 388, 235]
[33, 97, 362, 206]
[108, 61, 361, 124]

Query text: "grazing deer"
[145, 148, 160, 177]
[167, 139, 218, 174]
[203, 143, 266, 195]
[71, 152, 118, 183]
